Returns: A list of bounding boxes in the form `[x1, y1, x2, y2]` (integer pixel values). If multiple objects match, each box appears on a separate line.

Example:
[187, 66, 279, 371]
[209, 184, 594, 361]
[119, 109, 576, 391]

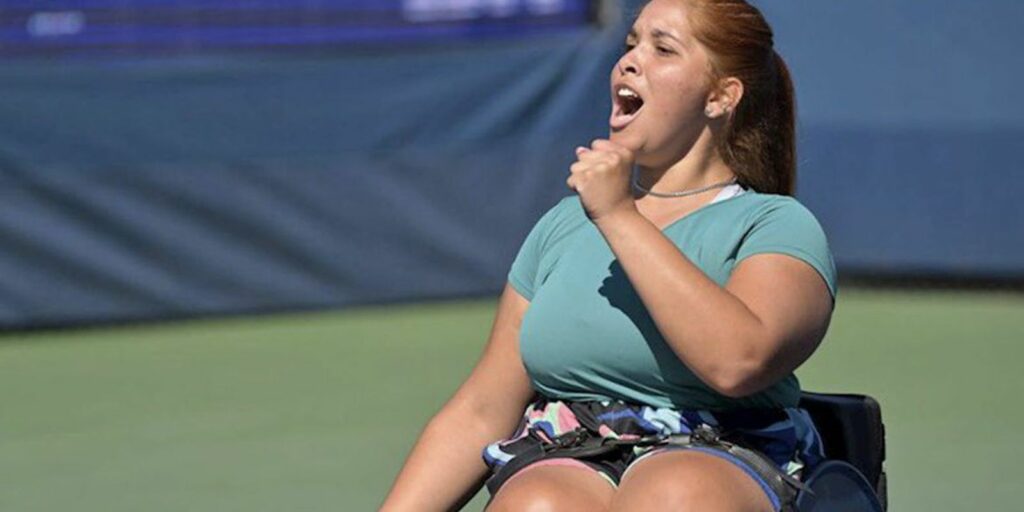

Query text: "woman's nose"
[617, 52, 641, 76]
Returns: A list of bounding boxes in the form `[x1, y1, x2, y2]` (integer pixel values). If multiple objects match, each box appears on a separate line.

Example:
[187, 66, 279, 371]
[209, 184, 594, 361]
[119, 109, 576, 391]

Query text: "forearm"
[379, 405, 507, 512]
[593, 209, 768, 394]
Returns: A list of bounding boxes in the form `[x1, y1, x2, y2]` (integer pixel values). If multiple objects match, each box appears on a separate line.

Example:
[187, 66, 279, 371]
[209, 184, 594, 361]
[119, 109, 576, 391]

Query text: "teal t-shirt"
[508, 191, 837, 411]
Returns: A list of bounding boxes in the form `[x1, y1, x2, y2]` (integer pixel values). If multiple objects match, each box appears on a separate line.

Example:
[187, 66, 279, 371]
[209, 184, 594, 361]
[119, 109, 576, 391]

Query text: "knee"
[486, 465, 613, 512]
[483, 475, 573, 512]
[613, 450, 771, 512]
[629, 457, 717, 508]
[487, 479, 566, 512]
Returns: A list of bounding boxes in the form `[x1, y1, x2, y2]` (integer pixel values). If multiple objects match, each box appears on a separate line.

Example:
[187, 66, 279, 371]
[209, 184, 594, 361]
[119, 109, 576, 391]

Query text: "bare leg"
[486, 459, 617, 512]
[609, 450, 774, 512]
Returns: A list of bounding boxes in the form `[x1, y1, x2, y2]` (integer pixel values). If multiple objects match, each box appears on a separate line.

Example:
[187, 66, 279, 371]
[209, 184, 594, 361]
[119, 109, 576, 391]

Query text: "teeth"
[617, 87, 639, 99]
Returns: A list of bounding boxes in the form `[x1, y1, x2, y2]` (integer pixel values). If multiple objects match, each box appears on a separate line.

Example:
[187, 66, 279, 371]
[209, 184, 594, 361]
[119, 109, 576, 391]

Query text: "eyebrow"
[652, 29, 684, 45]
[627, 28, 687, 47]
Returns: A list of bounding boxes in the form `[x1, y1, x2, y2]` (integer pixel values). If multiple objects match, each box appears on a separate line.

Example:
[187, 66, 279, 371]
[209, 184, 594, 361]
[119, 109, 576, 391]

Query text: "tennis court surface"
[2, 288, 1021, 511]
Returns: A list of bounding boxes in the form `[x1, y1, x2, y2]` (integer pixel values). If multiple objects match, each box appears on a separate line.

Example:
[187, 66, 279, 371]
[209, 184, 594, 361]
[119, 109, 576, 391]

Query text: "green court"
[2, 288, 1021, 511]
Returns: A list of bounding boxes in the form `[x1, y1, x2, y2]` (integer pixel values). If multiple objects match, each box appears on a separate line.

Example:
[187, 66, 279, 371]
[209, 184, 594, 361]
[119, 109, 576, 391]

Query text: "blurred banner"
[0, 0, 594, 55]
[0, 0, 616, 327]
[0, 0, 1021, 327]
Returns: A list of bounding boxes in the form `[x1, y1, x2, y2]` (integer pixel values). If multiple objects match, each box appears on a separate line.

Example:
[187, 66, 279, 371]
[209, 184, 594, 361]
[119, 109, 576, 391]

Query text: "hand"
[567, 139, 638, 223]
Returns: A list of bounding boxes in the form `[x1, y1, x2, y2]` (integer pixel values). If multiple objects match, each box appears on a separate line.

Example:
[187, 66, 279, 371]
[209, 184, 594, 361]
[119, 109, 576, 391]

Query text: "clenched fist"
[567, 139, 638, 223]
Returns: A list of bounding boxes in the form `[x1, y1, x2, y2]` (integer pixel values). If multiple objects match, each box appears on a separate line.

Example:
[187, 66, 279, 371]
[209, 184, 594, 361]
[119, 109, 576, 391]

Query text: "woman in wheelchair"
[381, 1, 883, 511]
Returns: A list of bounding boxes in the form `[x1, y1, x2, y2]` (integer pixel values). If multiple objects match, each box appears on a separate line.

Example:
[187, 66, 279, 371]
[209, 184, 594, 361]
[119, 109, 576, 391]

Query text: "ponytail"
[685, 1, 798, 195]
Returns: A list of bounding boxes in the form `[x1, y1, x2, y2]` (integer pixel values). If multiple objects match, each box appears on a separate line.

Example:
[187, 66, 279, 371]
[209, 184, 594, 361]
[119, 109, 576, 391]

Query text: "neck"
[634, 145, 736, 200]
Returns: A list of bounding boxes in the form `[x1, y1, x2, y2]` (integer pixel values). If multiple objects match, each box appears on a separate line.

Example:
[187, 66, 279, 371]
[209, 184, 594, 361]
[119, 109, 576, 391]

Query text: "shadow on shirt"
[598, 260, 708, 407]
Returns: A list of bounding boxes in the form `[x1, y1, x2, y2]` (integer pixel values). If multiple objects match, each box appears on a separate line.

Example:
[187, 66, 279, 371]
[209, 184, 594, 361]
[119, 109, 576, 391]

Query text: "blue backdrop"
[1, 0, 1021, 327]
[0, 0, 594, 53]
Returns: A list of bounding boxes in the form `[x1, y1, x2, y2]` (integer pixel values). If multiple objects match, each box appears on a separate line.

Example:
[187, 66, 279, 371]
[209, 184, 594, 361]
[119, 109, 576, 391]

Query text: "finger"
[579, 149, 620, 169]
[591, 139, 633, 160]
[575, 149, 610, 163]
[570, 161, 590, 174]
[575, 146, 589, 156]
[566, 174, 577, 190]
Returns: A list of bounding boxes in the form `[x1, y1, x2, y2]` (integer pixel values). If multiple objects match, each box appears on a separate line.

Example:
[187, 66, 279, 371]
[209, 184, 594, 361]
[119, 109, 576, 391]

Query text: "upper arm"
[443, 283, 535, 432]
[725, 253, 833, 387]
[723, 200, 837, 388]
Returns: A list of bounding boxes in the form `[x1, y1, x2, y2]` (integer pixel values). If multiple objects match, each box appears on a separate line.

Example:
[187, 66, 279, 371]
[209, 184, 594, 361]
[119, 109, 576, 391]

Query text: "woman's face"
[609, 0, 714, 168]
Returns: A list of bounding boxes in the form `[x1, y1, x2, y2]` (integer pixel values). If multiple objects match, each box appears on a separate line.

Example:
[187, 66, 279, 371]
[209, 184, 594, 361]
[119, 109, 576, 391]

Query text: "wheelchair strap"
[485, 423, 807, 511]
[662, 424, 807, 511]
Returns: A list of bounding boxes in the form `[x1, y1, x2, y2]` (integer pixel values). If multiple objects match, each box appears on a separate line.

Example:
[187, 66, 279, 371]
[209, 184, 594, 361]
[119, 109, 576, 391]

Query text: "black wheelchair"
[795, 391, 887, 511]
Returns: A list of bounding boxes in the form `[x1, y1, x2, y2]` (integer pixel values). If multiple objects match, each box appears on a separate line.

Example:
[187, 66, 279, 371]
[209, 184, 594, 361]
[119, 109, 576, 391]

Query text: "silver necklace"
[632, 172, 739, 198]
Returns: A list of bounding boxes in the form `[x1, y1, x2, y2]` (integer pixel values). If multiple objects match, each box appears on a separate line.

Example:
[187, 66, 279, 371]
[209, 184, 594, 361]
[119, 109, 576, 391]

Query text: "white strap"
[710, 183, 746, 204]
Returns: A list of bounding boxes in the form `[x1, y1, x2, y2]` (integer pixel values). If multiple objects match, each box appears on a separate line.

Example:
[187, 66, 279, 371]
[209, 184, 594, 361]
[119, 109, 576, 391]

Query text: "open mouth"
[610, 85, 645, 130]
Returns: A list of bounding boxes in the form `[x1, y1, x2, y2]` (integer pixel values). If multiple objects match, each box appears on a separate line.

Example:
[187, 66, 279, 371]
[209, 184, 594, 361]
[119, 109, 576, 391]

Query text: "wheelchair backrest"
[798, 391, 886, 499]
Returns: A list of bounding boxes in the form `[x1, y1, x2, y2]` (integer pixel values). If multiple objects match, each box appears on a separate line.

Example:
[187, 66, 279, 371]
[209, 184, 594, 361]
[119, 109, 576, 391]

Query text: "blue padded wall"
[1, 0, 1020, 327]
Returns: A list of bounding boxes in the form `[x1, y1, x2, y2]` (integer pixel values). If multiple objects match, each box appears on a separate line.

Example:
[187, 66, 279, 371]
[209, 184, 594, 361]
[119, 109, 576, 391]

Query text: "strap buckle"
[544, 427, 591, 451]
[691, 423, 721, 445]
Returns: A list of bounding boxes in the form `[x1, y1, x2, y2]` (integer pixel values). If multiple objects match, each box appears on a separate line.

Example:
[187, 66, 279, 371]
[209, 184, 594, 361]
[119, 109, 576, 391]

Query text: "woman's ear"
[704, 77, 744, 118]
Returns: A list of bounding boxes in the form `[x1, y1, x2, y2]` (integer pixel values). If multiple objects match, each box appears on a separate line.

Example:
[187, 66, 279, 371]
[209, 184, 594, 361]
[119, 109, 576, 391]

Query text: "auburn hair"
[677, 0, 796, 195]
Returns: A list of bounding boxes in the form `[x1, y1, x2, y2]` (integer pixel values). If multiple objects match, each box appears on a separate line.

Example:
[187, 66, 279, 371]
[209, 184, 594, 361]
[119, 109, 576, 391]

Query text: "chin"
[609, 129, 646, 154]
[633, 145, 680, 170]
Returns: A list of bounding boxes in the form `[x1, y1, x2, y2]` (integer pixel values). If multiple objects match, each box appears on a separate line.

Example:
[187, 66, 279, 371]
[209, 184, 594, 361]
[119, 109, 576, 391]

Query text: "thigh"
[486, 458, 617, 512]
[609, 448, 775, 512]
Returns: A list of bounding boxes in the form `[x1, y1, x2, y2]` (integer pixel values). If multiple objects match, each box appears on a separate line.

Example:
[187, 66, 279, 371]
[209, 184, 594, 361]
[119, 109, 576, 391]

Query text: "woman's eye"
[656, 46, 675, 55]
[622, 43, 636, 54]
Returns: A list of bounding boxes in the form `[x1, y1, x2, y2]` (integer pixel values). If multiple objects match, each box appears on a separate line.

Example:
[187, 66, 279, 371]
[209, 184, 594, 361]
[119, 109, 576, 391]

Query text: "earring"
[704, 106, 717, 117]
